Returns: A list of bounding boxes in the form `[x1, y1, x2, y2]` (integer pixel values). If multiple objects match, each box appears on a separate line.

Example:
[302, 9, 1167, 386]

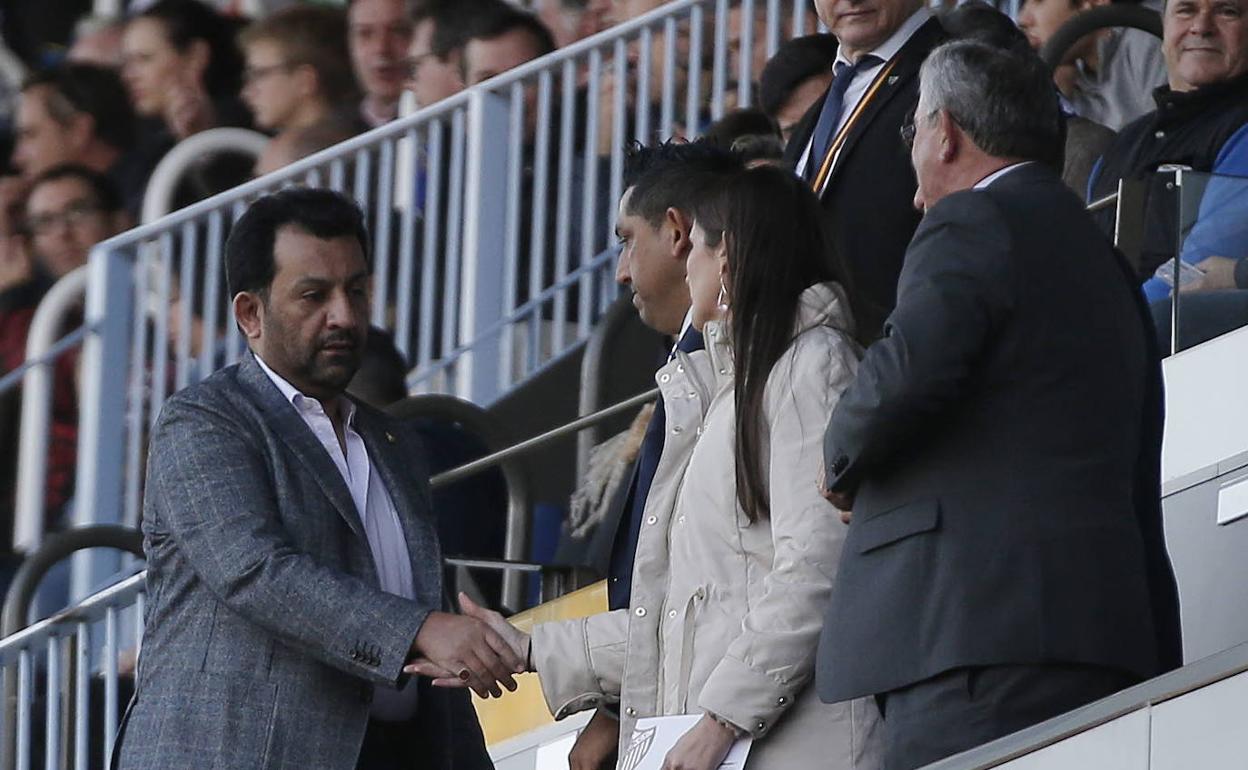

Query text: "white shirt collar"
[834, 7, 933, 70]
[973, 161, 1034, 190]
[254, 353, 357, 425]
[671, 308, 695, 357]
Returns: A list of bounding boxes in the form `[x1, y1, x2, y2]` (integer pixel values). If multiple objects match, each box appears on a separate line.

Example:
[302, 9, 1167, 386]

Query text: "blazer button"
[831, 456, 848, 474]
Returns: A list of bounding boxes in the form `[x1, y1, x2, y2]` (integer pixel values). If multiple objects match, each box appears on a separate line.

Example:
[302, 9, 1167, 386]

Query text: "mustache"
[318, 332, 360, 349]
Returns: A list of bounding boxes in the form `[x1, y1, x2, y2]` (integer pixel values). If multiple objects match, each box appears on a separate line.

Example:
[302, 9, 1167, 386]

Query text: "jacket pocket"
[852, 500, 940, 554]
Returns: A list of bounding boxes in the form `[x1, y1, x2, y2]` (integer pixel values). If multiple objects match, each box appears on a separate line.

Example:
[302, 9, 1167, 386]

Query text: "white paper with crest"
[620, 714, 753, 770]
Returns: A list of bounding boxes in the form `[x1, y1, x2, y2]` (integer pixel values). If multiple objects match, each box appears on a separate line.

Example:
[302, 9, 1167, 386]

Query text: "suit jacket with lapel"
[816, 164, 1182, 702]
[784, 17, 947, 342]
[114, 353, 490, 770]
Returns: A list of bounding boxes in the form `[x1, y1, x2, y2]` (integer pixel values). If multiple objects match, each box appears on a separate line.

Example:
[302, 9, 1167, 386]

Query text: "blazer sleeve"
[698, 332, 858, 738]
[145, 396, 431, 687]
[530, 609, 629, 719]
[824, 191, 1016, 492]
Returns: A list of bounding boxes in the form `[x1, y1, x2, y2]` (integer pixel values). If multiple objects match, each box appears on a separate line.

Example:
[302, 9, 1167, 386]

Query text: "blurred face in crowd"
[242, 39, 312, 131]
[685, 221, 728, 330]
[728, 6, 773, 85]
[776, 73, 835, 143]
[12, 87, 78, 179]
[535, 0, 612, 48]
[25, 176, 125, 279]
[816, 0, 924, 61]
[349, 0, 413, 107]
[614, 187, 691, 336]
[405, 18, 464, 108]
[1018, 0, 1084, 51]
[464, 28, 544, 86]
[122, 16, 209, 117]
[238, 226, 370, 399]
[68, 22, 127, 68]
[1163, 0, 1248, 90]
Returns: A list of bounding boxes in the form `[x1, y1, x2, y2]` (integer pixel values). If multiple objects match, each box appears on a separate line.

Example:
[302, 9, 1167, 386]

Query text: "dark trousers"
[876, 664, 1138, 770]
[355, 719, 418, 770]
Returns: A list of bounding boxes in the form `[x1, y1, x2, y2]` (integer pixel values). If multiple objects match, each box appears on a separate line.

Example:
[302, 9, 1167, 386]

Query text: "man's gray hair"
[918, 40, 1063, 167]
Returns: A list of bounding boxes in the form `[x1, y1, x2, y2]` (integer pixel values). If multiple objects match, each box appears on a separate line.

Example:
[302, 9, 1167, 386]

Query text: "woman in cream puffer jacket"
[530, 166, 882, 770]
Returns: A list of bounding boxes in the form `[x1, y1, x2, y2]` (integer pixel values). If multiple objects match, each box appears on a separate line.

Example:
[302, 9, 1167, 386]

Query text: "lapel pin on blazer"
[887, 75, 899, 85]
[385, 431, 396, 444]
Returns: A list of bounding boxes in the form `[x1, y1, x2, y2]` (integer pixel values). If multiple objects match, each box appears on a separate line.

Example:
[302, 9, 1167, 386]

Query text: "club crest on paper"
[621, 725, 657, 770]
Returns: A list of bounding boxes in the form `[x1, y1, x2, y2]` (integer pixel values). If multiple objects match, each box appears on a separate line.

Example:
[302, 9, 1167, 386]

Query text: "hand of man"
[569, 708, 620, 770]
[817, 464, 854, 522]
[660, 713, 737, 770]
[409, 605, 524, 699]
[457, 592, 531, 664]
[1183, 256, 1239, 293]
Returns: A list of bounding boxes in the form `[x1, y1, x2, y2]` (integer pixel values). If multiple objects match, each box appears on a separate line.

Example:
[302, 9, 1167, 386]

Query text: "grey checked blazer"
[113, 353, 492, 770]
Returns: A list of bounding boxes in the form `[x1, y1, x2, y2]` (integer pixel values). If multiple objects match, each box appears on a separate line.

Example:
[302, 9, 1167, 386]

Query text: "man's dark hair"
[758, 34, 838, 119]
[22, 64, 136, 151]
[225, 188, 370, 298]
[703, 108, 781, 149]
[940, 1, 1033, 55]
[463, 1, 557, 59]
[26, 164, 124, 216]
[621, 140, 745, 227]
[410, 0, 491, 61]
[348, 326, 410, 407]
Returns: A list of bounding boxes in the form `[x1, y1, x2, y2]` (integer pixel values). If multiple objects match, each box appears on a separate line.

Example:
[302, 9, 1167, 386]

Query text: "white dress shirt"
[974, 162, 1034, 190]
[796, 7, 934, 179]
[255, 354, 419, 721]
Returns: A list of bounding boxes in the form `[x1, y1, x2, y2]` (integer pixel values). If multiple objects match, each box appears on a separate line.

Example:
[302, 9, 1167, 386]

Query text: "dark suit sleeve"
[146, 397, 431, 687]
[824, 191, 1016, 491]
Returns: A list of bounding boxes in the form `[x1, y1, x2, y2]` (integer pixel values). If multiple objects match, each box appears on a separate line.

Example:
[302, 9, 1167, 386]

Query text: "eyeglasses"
[900, 105, 940, 150]
[26, 200, 104, 236]
[243, 62, 295, 84]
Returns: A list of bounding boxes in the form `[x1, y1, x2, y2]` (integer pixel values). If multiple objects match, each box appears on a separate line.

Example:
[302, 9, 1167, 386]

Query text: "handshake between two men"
[408, 594, 532, 699]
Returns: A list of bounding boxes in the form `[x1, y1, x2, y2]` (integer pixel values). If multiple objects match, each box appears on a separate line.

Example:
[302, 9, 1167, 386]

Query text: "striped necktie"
[803, 54, 882, 184]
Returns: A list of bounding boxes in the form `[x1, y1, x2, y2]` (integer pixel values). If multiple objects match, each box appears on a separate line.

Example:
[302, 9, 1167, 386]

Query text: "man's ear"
[937, 110, 960, 163]
[233, 291, 264, 340]
[665, 206, 694, 259]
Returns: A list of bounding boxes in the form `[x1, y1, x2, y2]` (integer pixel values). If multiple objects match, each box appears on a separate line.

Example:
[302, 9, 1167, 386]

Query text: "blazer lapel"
[237, 354, 367, 541]
[823, 18, 946, 192]
[353, 406, 440, 576]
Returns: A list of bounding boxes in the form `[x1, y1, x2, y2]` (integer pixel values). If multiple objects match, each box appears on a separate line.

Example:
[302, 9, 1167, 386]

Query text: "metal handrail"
[139, 128, 270, 224]
[1040, 4, 1163, 70]
[12, 267, 91, 554]
[431, 388, 659, 488]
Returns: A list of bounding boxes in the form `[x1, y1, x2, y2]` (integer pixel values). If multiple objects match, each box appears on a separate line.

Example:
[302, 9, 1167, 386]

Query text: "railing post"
[458, 89, 513, 405]
[72, 245, 135, 600]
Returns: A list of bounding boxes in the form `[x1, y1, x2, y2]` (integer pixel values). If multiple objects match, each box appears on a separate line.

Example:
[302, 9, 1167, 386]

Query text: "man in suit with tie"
[567, 140, 742, 770]
[114, 189, 518, 770]
[817, 42, 1182, 770]
[784, 0, 946, 341]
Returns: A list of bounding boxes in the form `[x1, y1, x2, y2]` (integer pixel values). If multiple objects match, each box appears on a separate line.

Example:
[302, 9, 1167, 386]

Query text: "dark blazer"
[817, 164, 1182, 703]
[783, 17, 947, 342]
[114, 353, 490, 770]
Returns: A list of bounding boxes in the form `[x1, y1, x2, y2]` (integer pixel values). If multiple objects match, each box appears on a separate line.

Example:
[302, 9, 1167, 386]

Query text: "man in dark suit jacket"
[783, 0, 946, 341]
[818, 42, 1182, 770]
[114, 189, 518, 770]
[566, 141, 742, 770]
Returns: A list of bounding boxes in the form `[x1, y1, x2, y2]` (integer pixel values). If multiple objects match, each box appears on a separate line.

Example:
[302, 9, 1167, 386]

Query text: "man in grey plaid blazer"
[114, 189, 520, 770]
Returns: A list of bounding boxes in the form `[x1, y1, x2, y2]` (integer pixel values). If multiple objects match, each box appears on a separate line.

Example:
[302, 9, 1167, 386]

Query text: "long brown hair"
[691, 166, 839, 523]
